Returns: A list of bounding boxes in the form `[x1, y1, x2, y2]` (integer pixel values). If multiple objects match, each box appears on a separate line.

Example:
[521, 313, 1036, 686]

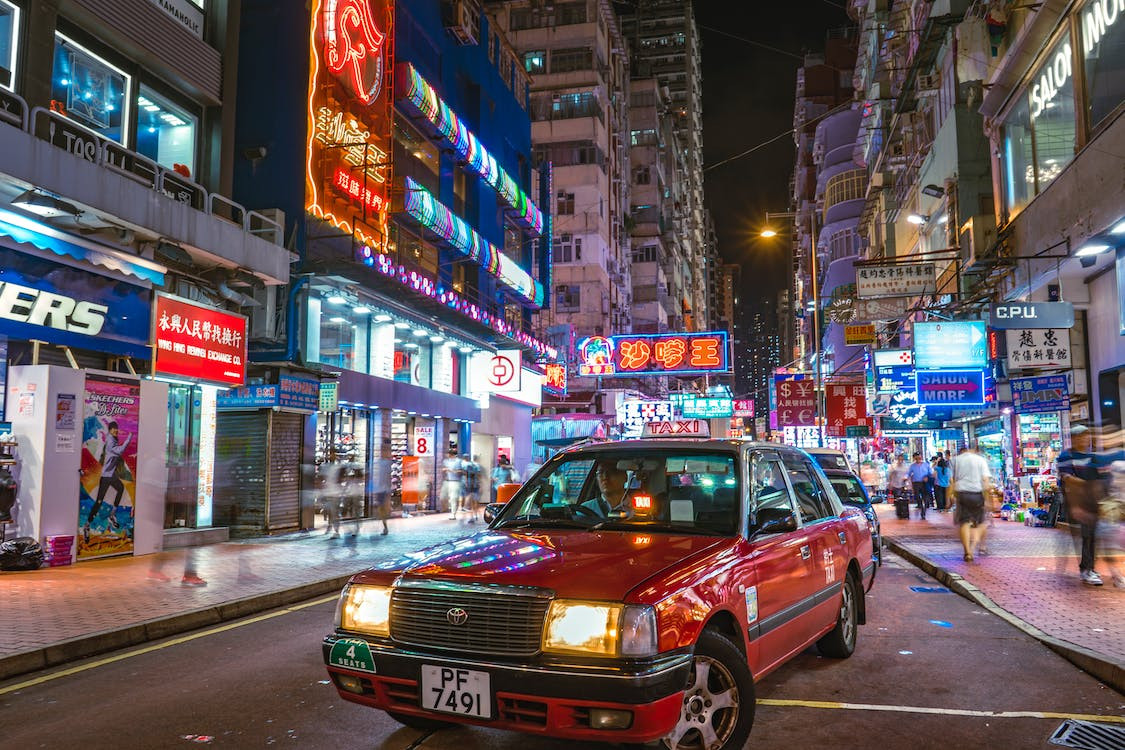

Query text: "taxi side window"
[750, 454, 797, 516]
[782, 454, 834, 523]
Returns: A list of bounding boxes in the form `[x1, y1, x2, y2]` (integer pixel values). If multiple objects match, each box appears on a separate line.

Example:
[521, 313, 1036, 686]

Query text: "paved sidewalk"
[877, 504, 1125, 689]
[0, 513, 477, 680]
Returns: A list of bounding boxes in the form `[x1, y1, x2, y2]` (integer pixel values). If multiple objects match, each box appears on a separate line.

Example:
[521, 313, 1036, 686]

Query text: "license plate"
[420, 665, 492, 719]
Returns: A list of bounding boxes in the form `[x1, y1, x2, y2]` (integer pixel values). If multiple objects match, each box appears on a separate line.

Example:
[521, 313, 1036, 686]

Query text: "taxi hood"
[351, 529, 731, 600]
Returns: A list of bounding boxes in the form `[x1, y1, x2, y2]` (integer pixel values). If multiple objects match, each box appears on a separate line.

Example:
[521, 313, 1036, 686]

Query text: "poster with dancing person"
[78, 374, 141, 559]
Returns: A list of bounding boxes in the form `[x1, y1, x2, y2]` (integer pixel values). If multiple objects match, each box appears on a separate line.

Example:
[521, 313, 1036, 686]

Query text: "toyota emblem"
[446, 607, 469, 626]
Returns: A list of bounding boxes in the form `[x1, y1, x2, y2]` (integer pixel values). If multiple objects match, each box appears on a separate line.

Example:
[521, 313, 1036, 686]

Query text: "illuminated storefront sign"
[733, 399, 755, 417]
[913, 321, 987, 370]
[825, 383, 873, 438]
[153, 294, 247, 387]
[402, 177, 544, 307]
[855, 263, 936, 299]
[618, 400, 674, 437]
[544, 363, 567, 396]
[775, 375, 815, 426]
[306, 0, 393, 252]
[872, 348, 915, 394]
[398, 62, 544, 234]
[1012, 374, 1070, 414]
[915, 369, 986, 406]
[678, 396, 734, 419]
[582, 332, 729, 377]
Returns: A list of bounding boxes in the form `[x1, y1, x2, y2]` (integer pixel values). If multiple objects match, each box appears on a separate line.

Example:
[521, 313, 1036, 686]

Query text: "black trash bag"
[0, 536, 44, 571]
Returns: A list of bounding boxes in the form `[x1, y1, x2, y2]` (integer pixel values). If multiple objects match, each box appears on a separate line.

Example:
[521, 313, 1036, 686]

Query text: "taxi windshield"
[494, 450, 740, 536]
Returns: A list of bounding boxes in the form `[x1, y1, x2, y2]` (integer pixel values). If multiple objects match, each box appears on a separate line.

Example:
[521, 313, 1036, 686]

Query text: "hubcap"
[663, 656, 739, 750]
[841, 582, 856, 647]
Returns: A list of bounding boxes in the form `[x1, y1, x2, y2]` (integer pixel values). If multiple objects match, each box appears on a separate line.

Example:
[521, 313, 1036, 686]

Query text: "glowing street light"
[760, 228, 778, 238]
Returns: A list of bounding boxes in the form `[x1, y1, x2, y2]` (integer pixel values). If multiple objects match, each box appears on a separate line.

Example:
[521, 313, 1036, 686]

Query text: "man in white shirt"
[951, 445, 992, 562]
[441, 449, 466, 519]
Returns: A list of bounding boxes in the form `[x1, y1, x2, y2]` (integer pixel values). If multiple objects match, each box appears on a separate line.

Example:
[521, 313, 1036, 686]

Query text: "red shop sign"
[153, 294, 247, 387]
[824, 383, 874, 437]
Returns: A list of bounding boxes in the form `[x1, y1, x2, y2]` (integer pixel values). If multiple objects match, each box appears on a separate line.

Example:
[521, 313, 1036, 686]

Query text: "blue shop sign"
[1012, 375, 1070, 415]
[914, 321, 987, 370]
[217, 383, 279, 409]
[916, 369, 986, 406]
[0, 248, 152, 358]
[278, 375, 320, 411]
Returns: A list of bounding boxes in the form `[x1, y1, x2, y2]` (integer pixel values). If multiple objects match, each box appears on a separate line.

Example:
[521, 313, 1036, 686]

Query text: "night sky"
[697, 0, 849, 299]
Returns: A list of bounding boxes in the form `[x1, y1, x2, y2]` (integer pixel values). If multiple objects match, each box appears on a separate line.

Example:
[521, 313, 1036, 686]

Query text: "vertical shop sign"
[775, 375, 816, 426]
[78, 374, 141, 560]
[414, 424, 434, 456]
[824, 383, 872, 437]
[319, 381, 339, 411]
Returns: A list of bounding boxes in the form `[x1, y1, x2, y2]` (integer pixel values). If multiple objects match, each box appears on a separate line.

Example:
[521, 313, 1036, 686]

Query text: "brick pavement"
[0, 513, 473, 664]
[877, 504, 1125, 667]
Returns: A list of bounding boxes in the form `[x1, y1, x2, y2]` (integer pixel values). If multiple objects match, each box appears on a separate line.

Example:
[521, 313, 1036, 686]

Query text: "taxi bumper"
[322, 635, 691, 742]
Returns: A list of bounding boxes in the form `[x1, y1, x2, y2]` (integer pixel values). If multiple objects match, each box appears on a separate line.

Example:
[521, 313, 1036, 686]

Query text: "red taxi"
[323, 421, 876, 749]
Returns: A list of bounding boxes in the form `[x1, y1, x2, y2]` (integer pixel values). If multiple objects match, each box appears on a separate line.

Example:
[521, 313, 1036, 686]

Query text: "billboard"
[78, 374, 140, 560]
[915, 369, 986, 406]
[577, 332, 729, 377]
[306, 0, 394, 252]
[1012, 375, 1070, 414]
[913, 321, 987, 370]
[775, 375, 816, 426]
[824, 383, 873, 437]
[855, 262, 936, 298]
[153, 294, 247, 387]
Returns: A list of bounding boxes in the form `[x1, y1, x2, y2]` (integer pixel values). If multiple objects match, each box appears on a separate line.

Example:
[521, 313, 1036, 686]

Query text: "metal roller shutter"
[214, 411, 268, 536]
[267, 412, 303, 531]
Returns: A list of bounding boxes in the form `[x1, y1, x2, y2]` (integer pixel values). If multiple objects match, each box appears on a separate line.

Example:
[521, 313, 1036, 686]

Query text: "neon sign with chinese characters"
[606, 332, 730, 377]
[306, 0, 393, 252]
[544, 363, 567, 395]
[577, 336, 615, 376]
[398, 63, 544, 235]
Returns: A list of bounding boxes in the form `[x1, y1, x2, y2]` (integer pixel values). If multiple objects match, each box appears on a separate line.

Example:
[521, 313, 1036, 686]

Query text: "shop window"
[51, 33, 131, 145]
[0, 0, 19, 91]
[1081, 0, 1125, 130]
[504, 222, 524, 263]
[136, 86, 198, 178]
[394, 336, 432, 387]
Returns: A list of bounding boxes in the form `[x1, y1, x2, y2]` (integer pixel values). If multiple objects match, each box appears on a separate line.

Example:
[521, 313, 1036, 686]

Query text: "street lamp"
[761, 209, 824, 447]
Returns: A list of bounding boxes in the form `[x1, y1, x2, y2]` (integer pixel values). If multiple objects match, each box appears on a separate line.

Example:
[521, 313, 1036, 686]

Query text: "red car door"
[739, 451, 817, 677]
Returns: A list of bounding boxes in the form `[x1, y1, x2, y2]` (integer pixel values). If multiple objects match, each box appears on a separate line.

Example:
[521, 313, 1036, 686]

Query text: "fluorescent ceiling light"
[394, 322, 410, 329]
[326, 295, 346, 304]
[353, 306, 371, 314]
[430, 335, 444, 343]
[459, 346, 474, 353]
[1075, 243, 1111, 257]
[413, 329, 428, 337]
[1111, 221, 1125, 235]
[329, 316, 346, 323]
[374, 314, 392, 322]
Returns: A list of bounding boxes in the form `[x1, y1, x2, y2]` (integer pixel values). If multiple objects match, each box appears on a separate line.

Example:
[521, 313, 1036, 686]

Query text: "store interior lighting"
[325, 294, 347, 305]
[1076, 243, 1111, 257]
[353, 305, 371, 314]
[430, 335, 444, 343]
[1111, 220, 1125, 235]
[412, 328, 428, 337]
[394, 322, 410, 329]
[374, 314, 392, 322]
[906, 213, 929, 225]
[329, 316, 346, 323]
[11, 190, 81, 219]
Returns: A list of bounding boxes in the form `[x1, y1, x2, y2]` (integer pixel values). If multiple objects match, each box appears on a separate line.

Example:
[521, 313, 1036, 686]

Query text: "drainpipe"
[286, 275, 312, 363]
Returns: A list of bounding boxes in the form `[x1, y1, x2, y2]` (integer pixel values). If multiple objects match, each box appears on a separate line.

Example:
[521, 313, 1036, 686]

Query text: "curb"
[0, 574, 354, 682]
[885, 536, 1125, 694]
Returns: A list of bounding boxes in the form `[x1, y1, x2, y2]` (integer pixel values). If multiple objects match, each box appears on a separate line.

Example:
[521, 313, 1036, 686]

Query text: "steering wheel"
[570, 503, 604, 521]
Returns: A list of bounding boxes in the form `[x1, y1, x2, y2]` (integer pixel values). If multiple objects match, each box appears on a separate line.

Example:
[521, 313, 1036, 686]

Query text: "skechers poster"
[78, 374, 140, 560]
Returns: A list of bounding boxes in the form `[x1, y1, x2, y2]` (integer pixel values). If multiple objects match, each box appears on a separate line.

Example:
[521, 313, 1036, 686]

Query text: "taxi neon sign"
[641, 420, 711, 438]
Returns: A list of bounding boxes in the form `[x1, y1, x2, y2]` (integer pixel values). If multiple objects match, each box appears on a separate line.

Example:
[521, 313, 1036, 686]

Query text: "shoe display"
[1081, 570, 1104, 586]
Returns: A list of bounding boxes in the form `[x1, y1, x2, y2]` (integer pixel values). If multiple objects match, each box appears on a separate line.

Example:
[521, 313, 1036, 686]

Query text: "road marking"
[757, 698, 1125, 724]
[0, 594, 338, 695]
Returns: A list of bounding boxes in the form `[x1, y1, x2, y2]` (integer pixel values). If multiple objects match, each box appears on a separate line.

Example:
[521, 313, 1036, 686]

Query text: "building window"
[633, 165, 651, 185]
[630, 128, 658, 146]
[631, 246, 657, 263]
[523, 50, 545, 74]
[556, 284, 580, 308]
[393, 117, 440, 195]
[136, 86, 198, 177]
[1081, 0, 1125, 130]
[0, 0, 19, 91]
[50, 34, 131, 145]
[533, 140, 604, 168]
[556, 234, 581, 262]
[556, 191, 575, 215]
[551, 47, 593, 74]
[1001, 34, 1076, 216]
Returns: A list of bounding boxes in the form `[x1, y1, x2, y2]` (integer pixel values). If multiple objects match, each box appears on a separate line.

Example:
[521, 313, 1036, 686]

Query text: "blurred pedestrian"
[320, 461, 346, 539]
[934, 454, 952, 512]
[441, 448, 466, 519]
[887, 454, 909, 501]
[373, 439, 392, 535]
[908, 452, 934, 520]
[951, 444, 992, 562]
[1101, 446, 1125, 588]
[463, 454, 482, 523]
[491, 455, 519, 502]
[1058, 425, 1105, 585]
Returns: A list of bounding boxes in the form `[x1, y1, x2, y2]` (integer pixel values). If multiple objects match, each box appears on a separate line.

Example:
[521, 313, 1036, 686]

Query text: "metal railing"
[0, 98, 283, 247]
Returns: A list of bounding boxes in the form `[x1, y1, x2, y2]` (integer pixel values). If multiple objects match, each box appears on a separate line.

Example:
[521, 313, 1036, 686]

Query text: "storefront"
[1014, 411, 1062, 475]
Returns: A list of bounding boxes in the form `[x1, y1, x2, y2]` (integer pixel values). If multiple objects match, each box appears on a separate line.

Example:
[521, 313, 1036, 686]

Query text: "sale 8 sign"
[775, 375, 816, 426]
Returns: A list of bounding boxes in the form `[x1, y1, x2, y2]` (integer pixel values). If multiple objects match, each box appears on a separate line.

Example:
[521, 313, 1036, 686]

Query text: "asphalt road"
[1, 553, 1121, 749]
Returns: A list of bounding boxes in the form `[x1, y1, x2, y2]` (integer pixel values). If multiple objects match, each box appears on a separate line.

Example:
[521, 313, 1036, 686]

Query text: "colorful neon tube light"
[404, 177, 544, 308]
[399, 63, 544, 235]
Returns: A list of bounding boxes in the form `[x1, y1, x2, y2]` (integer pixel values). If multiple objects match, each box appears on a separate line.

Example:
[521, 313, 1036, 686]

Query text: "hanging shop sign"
[679, 396, 734, 419]
[469, 350, 523, 393]
[152, 294, 247, 387]
[825, 383, 873, 437]
[1012, 375, 1070, 414]
[589, 331, 729, 377]
[879, 389, 945, 432]
[0, 248, 152, 358]
[1005, 328, 1072, 370]
[853, 297, 910, 321]
[872, 349, 915, 394]
[618, 400, 675, 437]
[988, 301, 1074, 329]
[913, 321, 987, 370]
[543, 363, 567, 396]
[318, 381, 338, 411]
[915, 369, 986, 406]
[216, 375, 321, 412]
[775, 375, 816, 427]
[217, 383, 278, 409]
[306, 0, 394, 252]
[278, 375, 321, 411]
[855, 263, 936, 299]
[147, 0, 204, 38]
[844, 324, 876, 346]
[732, 399, 755, 418]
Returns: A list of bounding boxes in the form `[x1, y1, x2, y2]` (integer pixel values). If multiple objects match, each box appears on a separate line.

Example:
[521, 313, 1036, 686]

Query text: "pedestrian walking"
[907, 452, 934, 520]
[463, 454, 482, 523]
[320, 461, 346, 538]
[441, 449, 466, 519]
[1101, 451, 1125, 588]
[887, 454, 910, 518]
[491, 455, 519, 503]
[372, 440, 392, 535]
[951, 444, 992, 562]
[1058, 425, 1105, 585]
[934, 455, 952, 512]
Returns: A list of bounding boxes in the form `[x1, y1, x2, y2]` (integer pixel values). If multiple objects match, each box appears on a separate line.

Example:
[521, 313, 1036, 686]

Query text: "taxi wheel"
[385, 710, 456, 731]
[816, 572, 859, 658]
[662, 629, 754, 750]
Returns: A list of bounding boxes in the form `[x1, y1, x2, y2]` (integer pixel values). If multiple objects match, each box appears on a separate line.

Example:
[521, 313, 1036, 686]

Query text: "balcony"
[823, 168, 867, 224]
[0, 93, 290, 284]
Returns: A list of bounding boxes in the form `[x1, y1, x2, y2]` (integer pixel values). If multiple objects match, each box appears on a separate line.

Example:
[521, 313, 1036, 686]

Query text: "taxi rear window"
[496, 450, 740, 536]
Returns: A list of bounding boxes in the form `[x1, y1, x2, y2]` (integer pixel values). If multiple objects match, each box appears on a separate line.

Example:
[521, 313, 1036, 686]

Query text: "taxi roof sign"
[641, 419, 710, 438]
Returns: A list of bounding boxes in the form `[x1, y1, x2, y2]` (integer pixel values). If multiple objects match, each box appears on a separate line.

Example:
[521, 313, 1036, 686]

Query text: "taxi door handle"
[800, 545, 811, 560]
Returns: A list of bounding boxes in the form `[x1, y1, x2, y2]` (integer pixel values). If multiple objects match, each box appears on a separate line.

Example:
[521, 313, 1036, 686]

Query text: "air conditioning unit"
[959, 214, 998, 271]
[870, 172, 893, 189]
[442, 0, 480, 46]
[917, 73, 941, 94]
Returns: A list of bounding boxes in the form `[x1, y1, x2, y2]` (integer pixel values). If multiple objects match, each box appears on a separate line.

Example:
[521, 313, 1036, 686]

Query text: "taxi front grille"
[390, 585, 551, 656]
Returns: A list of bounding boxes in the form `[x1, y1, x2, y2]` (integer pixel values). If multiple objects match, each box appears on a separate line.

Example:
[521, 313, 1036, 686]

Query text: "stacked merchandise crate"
[43, 534, 75, 566]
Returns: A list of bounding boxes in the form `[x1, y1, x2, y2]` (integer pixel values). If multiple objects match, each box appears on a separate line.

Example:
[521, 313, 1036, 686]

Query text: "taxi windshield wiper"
[497, 517, 593, 530]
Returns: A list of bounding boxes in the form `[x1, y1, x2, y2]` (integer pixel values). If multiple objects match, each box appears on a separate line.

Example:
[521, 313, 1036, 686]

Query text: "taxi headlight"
[542, 601, 657, 658]
[335, 584, 392, 637]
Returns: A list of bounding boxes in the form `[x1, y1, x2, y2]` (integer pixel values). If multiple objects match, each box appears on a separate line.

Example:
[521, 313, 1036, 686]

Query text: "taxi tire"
[816, 572, 859, 659]
[385, 710, 456, 731]
[662, 629, 755, 750]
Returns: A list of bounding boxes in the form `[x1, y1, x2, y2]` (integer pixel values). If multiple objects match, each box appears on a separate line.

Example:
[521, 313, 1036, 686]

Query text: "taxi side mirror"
[751, 506, 798, 538]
